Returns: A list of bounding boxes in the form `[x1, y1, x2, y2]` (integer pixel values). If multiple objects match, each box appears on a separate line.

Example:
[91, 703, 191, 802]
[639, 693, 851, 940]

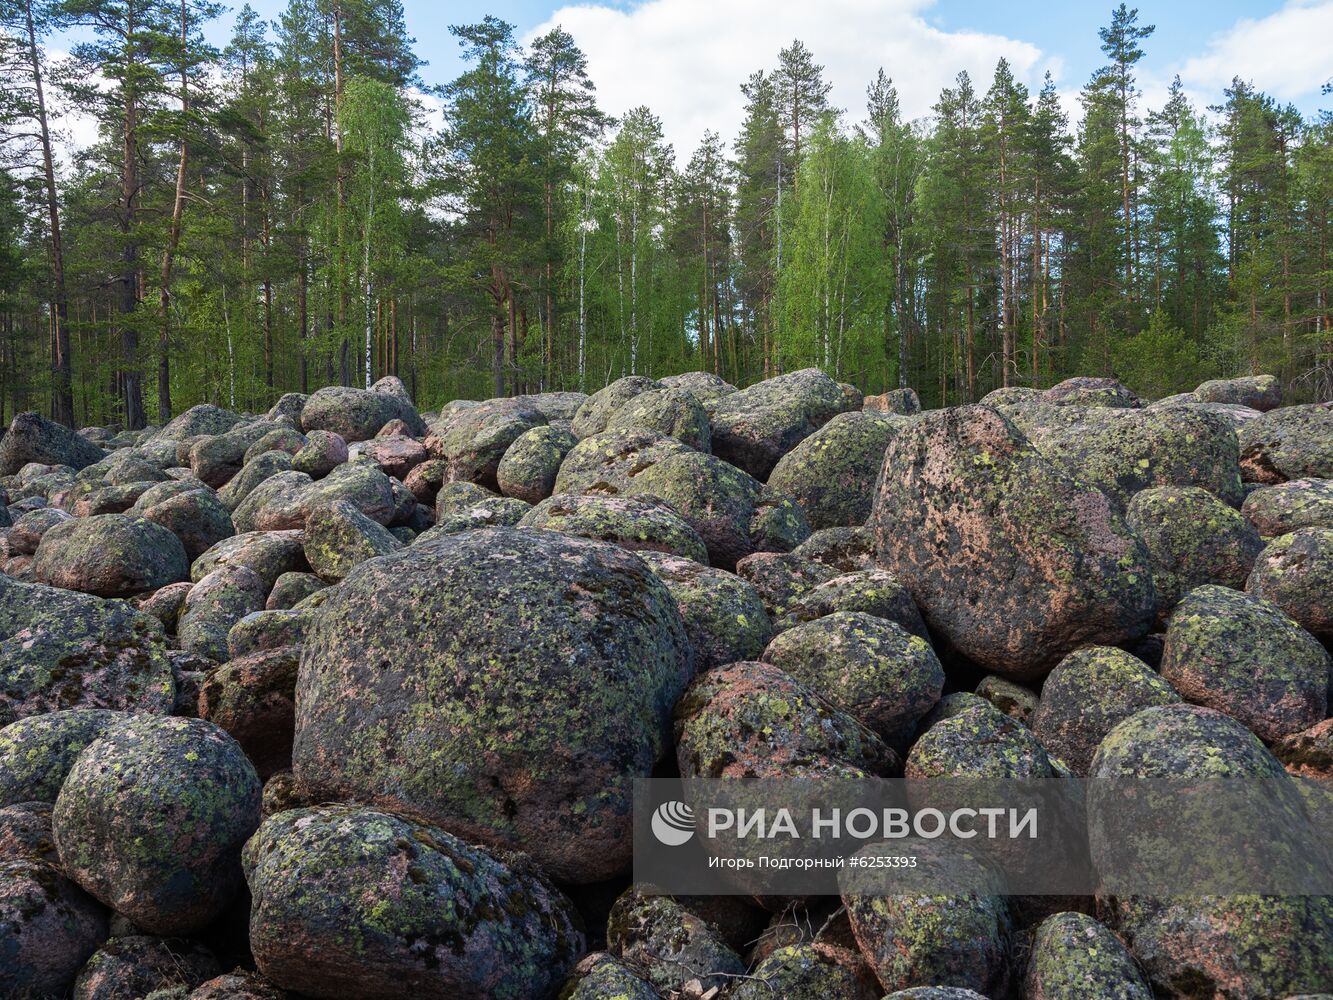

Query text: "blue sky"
[49, 0, 1333, 156]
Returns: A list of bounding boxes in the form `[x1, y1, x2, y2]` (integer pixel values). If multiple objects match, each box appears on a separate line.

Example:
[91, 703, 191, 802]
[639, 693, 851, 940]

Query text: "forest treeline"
[0, 0, 1329, 429]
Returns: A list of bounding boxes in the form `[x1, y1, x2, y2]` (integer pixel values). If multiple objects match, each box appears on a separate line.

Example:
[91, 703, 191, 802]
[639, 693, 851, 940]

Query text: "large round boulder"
[72, 935, 220, 1000]
[660, 370, 736, 403]
[291, 528, 692, 882]
[135, 484, 235, 562]
[773, 569, 928, 639]
[0, 709, 126, 806]
[1238, 403, 1333, 483]
[999, 401, 1244, 512]
[553, 428, 691, 495]
[1160, 585, 1329, 742]
[768, 410, 906, 529]
[762, 611, 943, 742]
[299, 385, 425, 442]
[1247, 527, 1333, 640]
[674, 660, 898, 780]
[243, 805, 585, 1000]
[637, 551, 772, 670]
[0, 852, 109, 998]
[53, 716, 262, 934]
[0, 577, 175, 726]
[571, 375, 663, 438]
[33, 513, 189, 597]
[0, 411, 105, 475]
[870, 405, 1154, 680]
[302, 498, 402, 582]
[1125, 485, 1262, 623]
[1090, 704, 1333, 999]
[626, 450, 810, 569]
[1195, 374, 1282, 411]
[1030, 646, 1180, 776]
[606, 885, 744, 994]
[605, 386, 712, 451]
[428, 399, 547, 489]
[1242, 477, 1333, 536]
[1023, 911, 1152, 999]
[707, 368, 852, 480]
[519, 492, 709, 563]
[495, 425, 577, 503]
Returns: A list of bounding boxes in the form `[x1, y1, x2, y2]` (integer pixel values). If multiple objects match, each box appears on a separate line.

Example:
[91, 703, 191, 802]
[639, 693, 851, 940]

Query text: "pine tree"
[733, 70, 783, 375]
[982, 58, 1031, 386]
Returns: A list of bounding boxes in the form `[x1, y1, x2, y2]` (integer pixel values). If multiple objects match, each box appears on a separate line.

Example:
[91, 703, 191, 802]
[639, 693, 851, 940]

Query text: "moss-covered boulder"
[1090, 704, 1333, 999]
[864, 387, 922, 415]
[33, 513, 189, 597]
[428, 399, 547, 489]
[244, 805, 584, 1000]
[0, 411, 105, 475]
[0, 854, 109, 998]
[72, 936, 221, 1000]
[636, 551, 772, 670]
[553, 428, 692, 495]
[606, 886, 745, 993]
[1195, 374, 1282, 411]
[70, 481, 157, 517]
[226, 608, 310, 659]
[289, 429, 347, 479]
[1044, 376, 1141, 409]
[292, 528, 691, 883]
[560, 952, 657, 1000]
[242, 428, 307, 466]
[1238, 404, 1333, 483]
[0, 576, 176, 726]
[631, 451, 810, 568]
[1125, 485, 1263, 623]
[217, 450, 294, 511]
[198, 647, 299, 779]
[762, 611, 943, 742]
[264, 570, 324, 610]
[1273, 718, 1333, 781]
[1242, 477, 1333, 536]
[303, 498, 402, 582]
[228, 471, 311, 533]
[355, 434, 427, 481]
[6, 505, 73, 555]
[191, 530, 307, 591]
[0, 709, 128, 806]
[1000, 401, 1244, 512]
[53, 716, 261, 934]
[134, 484, 235, 562]
[907, 701, 1057, 779]
[661, 370, 737, 403]
[605, 386, 712, 451]
[1246, 527, 1333, 641]
[975, 675, 1038, 725]
[1161, 585, 1329, 742]
[571, 375, 663, 438]
[419, 496, 530, 539]
[870, 405, 1154, 680]
[792, 525, 876, 572]
[774, 569, 928, 639]
[730, 941, 881, 1000]
[1030, 646, 1179, 776]
[299, 385, 425, 442]
[155, 404, 244, 443]
[188, 421, 283, 489]
[1024, 911, 1151, 999]
[707, 368, 852, 480]
[768, 411, 906, 529]
[736, 551, 839, 618]
[519, 492, 709, 562]
[674, 660, 899, 779]
[496, 425, 577, 503]
[297, 461, 396, 526]
[178, 564, 268, 662]
[880, 989, 990, 999]
[841, 840, 1010, 997]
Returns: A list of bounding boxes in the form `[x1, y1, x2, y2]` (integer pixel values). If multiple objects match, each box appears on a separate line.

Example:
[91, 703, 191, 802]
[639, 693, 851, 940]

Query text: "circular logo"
[651, 800, 696, 846]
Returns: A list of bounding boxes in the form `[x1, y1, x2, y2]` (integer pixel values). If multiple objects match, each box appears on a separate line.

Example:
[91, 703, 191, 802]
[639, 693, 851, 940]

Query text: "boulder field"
[0, 369, 1330, 999]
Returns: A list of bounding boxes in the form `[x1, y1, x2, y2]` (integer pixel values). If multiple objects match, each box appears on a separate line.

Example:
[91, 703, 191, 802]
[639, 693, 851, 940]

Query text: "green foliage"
[0, 3, 1329, 427]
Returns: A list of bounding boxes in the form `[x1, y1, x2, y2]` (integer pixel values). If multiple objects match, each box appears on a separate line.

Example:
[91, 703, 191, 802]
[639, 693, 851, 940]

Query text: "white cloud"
[1177, 0, 1333, 103]
[527, 0, 1053, 158]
